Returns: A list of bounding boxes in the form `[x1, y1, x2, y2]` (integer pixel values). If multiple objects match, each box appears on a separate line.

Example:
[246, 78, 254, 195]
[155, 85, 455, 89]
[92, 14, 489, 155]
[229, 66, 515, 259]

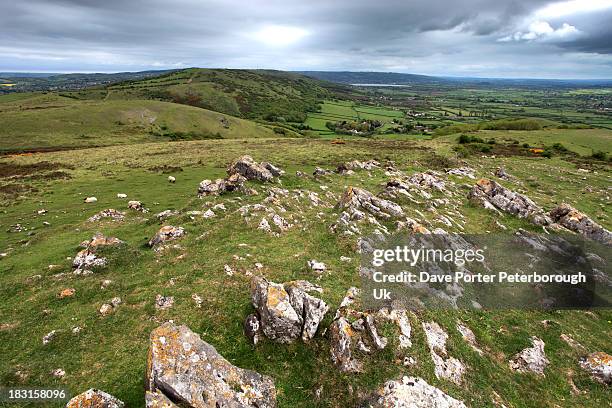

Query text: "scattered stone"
[73, 233, 124, 273]
[154, 294, 174, 310]
[84, 197, 97, 203]
[59, 288, 76, 299]
[191, 293, 203, 308]
[446, 167, 476, 179]
[549, 203, 611, 245]
[249, 277, 328, 343]
[167, 176, 176, 183]
[579, 352, 611, 385]
[261, 162, 285, 177]
[409, 171, 446, 191]
[72, 326, 82, 334]
[146, 322, 277, 408]
[495, 166, 512, 180]
[88, 209, 125, 222]
[336, 186, 404, 219]
[340, 256, 352, 262]
[363, 376, 467, 408]
[42, 330, 57, 345]
[228, 155, 276, 182]
[156, 209, 178, 221]
[422, 321, 466, 384]
[296, 170, 306, 177]
[148, 226, 185, 248]
[313, 167, 333, 176]
[100, 279, 112, 289]
[99, 302, 115, 316]
[509, 336, 549, 376]
[337, 159, 379, 174]
[307, 259, 326, 273]
[469, 179, 550, 225]
[51, 368, 65, 378]
[66, 389, 124, 408]
[198, 173, 246, 196]
[127, 200, 149, 213]
[560, 333, 585, 351]
[456, 321, 483, 355]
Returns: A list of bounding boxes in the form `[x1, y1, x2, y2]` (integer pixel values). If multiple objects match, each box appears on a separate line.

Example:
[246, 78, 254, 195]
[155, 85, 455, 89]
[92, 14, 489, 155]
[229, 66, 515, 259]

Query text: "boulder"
[148, 226, 185, 247]
[66, 389, 124, 408]
[509, 336, 549, 376]
[249, 277, 328, 343]
[73, 233, 124, 273]
[198, 173, 246, 197]
[336, 186, 404, 219]
[446, 167, 476, 179]
[550, 203, 611, 245]
[337, 159, 380, 173]
[362, 376, 467, 408]
[261, 162, 284, 177]
[87, 209, 125, 222]
[313, 167, 333, 176]
[227, 155, 275, 182]
[579, 351, 611, 385]
[146, 322, 276, 408]
[469, 178, 550, 225]
[408, 171, 446, 191]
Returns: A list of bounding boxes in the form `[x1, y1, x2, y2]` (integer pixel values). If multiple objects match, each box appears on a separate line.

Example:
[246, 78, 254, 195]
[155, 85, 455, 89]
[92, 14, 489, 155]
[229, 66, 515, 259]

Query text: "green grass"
[0, 137, 610, 407]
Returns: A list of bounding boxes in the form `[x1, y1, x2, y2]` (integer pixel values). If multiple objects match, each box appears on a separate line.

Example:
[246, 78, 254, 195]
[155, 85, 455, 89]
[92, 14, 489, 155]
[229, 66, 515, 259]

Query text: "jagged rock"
[73, 233, 124, 273]
[579, 352, 611, 385]
[88, 209, 125, 222]
[66, 389, 124, 408]
[422, 322, 466, 384]
[363, 376, 467, 408]
[456, 321, 483, 355]
[313, 167, 333, 176]
[249, 277, 328, 343]
[228, 155, 275, 182]
[446, 167, 476, 179]
[336, 186, 404, 219]
[154, 294, 174, 310]
[145, 391, 177, 408]
[198, 173, 246, 196]
[146, 322, 276, 408]
[550, 203, 611, 245]
[378, 309, 412, 348]
[469, 179, 550, 225]
[127, 200, 149, 213]
[148, 226, 185, 247]
[396, 218, 431, 234]
[365, 314, 388, 350]
[409, 171, 446, 191]
[337, 160, 380, 173]
[330, 317, 363, 373]
[495, 166, 512, 180]
[156, 209, 179, 221]
[509, 336, 549, 376]
[261, 162, 285, 177]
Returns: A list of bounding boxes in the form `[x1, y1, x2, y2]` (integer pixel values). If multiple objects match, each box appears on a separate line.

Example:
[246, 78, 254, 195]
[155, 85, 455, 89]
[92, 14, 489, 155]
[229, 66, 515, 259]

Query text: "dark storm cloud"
[0, 0, 611, 78]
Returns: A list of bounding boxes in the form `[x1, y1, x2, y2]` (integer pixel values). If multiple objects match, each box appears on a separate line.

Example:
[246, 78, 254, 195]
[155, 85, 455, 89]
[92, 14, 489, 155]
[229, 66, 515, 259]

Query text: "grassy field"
[0, 135, 610, 407]
[0, 95, 281, 152]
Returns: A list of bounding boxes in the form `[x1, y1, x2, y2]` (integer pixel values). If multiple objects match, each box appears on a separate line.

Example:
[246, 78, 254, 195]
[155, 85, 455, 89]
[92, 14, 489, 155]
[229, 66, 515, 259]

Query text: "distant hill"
[77, 68, 337, 122]
[297, 71, 443, 85]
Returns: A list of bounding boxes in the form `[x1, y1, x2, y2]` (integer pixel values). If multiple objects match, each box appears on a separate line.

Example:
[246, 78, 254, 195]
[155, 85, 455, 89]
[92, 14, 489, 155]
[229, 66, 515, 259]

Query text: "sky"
[1, 0, 612, 78]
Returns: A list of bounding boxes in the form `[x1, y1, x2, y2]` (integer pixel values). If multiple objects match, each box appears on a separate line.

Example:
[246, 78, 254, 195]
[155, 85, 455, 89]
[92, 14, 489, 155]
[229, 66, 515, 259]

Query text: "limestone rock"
[198, 173, 246, 197]
[456, 321, 483, 355]
[249, 277, 328, 343]
[154, 295, 174, 310]
[146, 322, 276, 408]
[337, 160, 379, 173]
[66, 389, 124, 408]
[148, 226, 185, 247]
[579, 352, 611, 385]
[446, 167, 476, 179]
[227, 155, 275, 182]
[363, 376, 467, 408]
[336, 186, 404, 219]
[261, 162, 284, 177]
[422, 322, 466, 384]
[87, 209, 125, 222]
[509, 336, 549, 376]
[409, 171, 446, 191]
[313, 167, 333, 176]
[73, 233, 124, 273]
[550, 203, 611, 245]
[469, 179, 550, 225]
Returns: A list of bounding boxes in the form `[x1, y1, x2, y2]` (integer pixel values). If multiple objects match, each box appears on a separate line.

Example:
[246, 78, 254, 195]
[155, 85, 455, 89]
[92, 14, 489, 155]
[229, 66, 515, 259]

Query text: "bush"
[591, 151, 608, 160]
[541, 150, 553, 158]
[457, 134, 472, 144]
[552, 142, 567, 151]
[479, 144, 492, 153]
[522, 143, 530, 148]
[487, 139, 496, 144]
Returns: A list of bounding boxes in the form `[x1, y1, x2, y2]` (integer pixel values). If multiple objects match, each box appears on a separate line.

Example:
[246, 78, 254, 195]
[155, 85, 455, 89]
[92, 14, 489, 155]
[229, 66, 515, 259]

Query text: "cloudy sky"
[1, 0, 612, 78]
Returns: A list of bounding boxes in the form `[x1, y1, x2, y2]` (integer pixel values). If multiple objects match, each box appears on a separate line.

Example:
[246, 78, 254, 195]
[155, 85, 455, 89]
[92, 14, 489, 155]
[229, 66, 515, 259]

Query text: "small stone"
[51, 368, 65, 378]
[42, 330, 57, 345]
[307, 259, 326, 273]
[58, 288, 76, 298]
[155, 294, 174, 310]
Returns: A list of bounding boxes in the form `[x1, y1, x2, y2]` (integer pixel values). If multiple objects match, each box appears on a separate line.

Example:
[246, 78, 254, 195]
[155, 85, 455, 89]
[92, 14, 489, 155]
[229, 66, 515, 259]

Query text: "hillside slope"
[0, 93, 280, 152]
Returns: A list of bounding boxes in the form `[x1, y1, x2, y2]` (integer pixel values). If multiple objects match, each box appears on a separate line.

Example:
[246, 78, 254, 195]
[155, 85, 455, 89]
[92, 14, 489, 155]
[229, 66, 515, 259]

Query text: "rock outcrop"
[550, 203, 611, 245]
[66, 389, 124, 408]
[248, 277, 328, 343]
[579, 351, 611, 385]
[146, 322, 276, 408]
[336, 186, 404, 219]
[362, 376, 467, 408]
[87, 209, 125, 222]
[73, 233, 124, 274]
[509, 336, 549, 376]
[228, 155, 279, 182]
[148, 226, 185, 248]
[422, 322, 466, 385]
[198, 173, 246, 197]
[469, 178, 550, 225]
